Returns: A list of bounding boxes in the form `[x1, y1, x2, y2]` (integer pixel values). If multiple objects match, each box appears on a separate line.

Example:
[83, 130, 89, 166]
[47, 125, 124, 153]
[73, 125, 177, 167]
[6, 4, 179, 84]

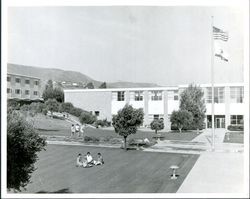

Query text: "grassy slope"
[24, 145, 199, 193]
[30, 114, 199, 141]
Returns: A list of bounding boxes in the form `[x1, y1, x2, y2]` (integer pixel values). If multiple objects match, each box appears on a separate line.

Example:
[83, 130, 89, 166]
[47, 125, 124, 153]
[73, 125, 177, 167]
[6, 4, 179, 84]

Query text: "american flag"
[213, 26, 228, 41]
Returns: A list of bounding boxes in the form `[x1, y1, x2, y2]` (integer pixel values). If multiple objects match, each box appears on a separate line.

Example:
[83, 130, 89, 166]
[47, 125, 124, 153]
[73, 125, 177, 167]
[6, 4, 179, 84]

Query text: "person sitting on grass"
[94, 153, 104, 165]
[86, 152, 94, 166]
[76, 153, 83, 167]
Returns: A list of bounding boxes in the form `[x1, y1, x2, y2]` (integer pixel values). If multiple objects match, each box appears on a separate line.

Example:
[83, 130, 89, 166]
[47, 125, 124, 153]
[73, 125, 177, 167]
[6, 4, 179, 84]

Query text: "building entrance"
[207, 115, 225, 128]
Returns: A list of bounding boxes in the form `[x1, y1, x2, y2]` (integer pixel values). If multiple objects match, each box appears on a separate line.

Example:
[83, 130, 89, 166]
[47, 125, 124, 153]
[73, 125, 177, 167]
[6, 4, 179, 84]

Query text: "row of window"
[112, 87, 243, 103]
[113, 91, 179, 101]
[230, 115, 243, 125]
[206, 86, 243, 103]
[7, 76, 40, 86]
[7, 88, 39, 96]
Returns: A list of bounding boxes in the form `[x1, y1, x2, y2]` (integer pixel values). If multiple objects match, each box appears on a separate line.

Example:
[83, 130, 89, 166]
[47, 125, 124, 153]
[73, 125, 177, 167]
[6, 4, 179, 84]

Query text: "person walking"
[75, 123, 80, 137]
[71, 124, 75, 137]
[80, 124, 86, 137]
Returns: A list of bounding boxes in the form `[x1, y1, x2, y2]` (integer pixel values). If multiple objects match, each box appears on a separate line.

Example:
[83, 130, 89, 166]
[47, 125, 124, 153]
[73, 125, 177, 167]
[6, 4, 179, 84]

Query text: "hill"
[7, 63, 160, 88]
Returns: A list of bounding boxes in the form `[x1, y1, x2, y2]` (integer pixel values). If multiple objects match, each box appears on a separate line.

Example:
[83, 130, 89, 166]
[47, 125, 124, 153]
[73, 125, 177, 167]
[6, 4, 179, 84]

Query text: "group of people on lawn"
[76, 152, 104, 168]
[71, 123, 86, 137]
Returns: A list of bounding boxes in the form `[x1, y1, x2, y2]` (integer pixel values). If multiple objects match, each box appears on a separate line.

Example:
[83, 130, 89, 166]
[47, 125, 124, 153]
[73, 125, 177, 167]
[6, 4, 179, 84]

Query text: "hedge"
[227, 125, 244, 131]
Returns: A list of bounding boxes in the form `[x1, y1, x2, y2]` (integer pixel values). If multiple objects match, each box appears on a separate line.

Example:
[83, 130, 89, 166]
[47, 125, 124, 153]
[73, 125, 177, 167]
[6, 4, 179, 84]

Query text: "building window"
[7, 76, 11, 82]
[150, 91, 162, 101]
[133, 91, 143, 101]
[7, 88, 12, 93]
[35, 80, 39, 86]
[95, 111, 100, 116]
[33, 91, 38, 96]
[117, 91, 125, 101]
[230, 115, 244, 125]
[230, 87, 243, 103]
[15, 78, 21, 83]
[15, 89, 21, 94]
[25, 79, 30, 84]
[206, 87, 224, 103]
[174, 95, 179, 100]
[25, 90, 30, 95]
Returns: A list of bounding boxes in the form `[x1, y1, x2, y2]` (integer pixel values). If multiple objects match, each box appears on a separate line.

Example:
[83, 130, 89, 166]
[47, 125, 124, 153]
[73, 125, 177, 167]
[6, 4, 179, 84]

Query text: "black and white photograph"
[1, 0, 249, 198]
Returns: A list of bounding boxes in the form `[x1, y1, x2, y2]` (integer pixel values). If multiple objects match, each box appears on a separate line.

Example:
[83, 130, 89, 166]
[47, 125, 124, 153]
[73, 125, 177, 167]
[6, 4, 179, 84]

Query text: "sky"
[8, 6, 245, 86]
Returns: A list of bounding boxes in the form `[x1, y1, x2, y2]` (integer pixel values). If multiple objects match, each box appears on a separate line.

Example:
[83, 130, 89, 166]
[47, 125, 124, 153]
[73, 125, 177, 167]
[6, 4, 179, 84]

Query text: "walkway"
[144, 129, 244, 154]
[177, 151, 245, 194]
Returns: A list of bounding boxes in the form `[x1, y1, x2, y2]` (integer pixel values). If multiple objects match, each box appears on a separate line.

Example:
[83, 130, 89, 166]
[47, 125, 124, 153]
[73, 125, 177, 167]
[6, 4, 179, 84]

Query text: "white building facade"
[64, 83, 244, 130]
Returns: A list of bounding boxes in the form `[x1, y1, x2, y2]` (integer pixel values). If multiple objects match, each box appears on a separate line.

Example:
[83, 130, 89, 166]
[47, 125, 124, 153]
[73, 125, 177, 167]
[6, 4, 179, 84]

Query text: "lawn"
[23, 145, 199, 193]
[32, 114, 199, 142]
[223, 131, 244, 144]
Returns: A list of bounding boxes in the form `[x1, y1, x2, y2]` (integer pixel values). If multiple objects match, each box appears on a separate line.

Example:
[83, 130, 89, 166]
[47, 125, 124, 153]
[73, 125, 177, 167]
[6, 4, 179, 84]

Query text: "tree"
[179, 84, 206, 133]
[53, 87, 64, 103]
[42, 80, 64, 102]
[150, 119, 164, 134]
[45, 99, 59, 117]
[85, 82, 94, 89]
[79, 112, 97, 125]
[170, 110, 193, 133]
[7, 110, 46, 191]
[99, 82, 107, 89]
[59, 102, 74, 113]
[112, 104, 144, 150]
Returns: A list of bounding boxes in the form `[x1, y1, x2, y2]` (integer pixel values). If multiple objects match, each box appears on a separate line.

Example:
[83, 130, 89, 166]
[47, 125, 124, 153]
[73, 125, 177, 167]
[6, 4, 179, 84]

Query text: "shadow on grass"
[37, 188, 72, 193]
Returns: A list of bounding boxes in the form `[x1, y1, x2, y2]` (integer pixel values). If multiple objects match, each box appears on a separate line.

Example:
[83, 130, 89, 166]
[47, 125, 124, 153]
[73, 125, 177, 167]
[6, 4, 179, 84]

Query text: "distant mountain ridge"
[7, 63, 160, 88]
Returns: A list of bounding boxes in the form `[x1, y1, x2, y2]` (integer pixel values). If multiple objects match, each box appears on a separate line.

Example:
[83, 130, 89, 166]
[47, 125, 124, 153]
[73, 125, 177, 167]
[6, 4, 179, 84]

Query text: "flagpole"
[211, 16, 215, 151]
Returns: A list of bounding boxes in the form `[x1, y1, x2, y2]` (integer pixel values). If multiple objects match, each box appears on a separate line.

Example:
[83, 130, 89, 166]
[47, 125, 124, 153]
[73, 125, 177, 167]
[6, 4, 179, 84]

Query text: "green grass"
[23, 144, 199, 193]
[223, 131, 244, 144]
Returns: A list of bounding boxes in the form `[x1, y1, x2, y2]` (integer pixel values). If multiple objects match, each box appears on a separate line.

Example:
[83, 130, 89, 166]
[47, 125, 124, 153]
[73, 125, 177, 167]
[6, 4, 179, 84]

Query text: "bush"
[83, 136, 100, 143]
[69, 107, 84, 117]
[227, 125, 244, 131]
[59, 102, 74, 113]
[94, 119, 111, 128]
[110, 138, 123, 144]
[80, 112, 97, 125]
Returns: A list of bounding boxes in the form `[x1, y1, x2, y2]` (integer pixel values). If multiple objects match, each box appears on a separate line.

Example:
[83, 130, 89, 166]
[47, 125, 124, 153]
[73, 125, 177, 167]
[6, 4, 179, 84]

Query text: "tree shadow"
[37, 188, 72, 193]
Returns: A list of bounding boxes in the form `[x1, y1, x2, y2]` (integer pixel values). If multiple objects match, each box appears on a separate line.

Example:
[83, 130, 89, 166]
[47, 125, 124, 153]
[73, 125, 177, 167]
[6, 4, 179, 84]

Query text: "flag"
[213, 26, 229, 42]
[214, 42, 229, 62]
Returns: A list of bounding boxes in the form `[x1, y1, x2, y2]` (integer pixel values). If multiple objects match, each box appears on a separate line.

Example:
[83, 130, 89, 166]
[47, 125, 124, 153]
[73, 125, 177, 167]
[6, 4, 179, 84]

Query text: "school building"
[64, 83, 244, 130]
[7, 73, 43, 101]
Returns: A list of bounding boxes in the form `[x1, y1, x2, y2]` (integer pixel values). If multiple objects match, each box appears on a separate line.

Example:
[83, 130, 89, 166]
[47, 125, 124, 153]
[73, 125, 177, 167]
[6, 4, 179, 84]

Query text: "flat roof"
[64, 82, 244, 93]
[7, 73, 41, 80]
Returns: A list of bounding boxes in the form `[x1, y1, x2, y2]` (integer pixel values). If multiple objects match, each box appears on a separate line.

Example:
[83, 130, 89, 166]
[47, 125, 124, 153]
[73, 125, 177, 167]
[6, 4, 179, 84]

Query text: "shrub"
[227, 125, 244, 131]
[59, 102, 74, 113]
[94, 120, 105, 128]
[80, 112, 97, 125]
[69, 107, 84, 117]
[110, 138, 123, 144]
[83, 136, 100, 143]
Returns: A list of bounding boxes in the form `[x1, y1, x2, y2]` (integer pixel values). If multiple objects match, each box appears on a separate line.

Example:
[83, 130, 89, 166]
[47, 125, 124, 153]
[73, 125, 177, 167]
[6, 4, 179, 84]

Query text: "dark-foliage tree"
[150, 119, 164, 134]
[179, 84, 206, 133]
[99, 82, 107, 88]
[42, 80, 64, 102]
[85, 82, 94, 89]
[112, 104, 144, 150]
[7, 110, 46, 191]
[45, 99, 59, 117]
[170, 110, 193, 133]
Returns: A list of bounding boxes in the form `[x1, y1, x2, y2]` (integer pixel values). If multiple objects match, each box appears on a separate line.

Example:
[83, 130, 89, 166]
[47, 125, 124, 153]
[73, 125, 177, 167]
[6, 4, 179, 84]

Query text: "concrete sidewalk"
[177, 152, 245, 193]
